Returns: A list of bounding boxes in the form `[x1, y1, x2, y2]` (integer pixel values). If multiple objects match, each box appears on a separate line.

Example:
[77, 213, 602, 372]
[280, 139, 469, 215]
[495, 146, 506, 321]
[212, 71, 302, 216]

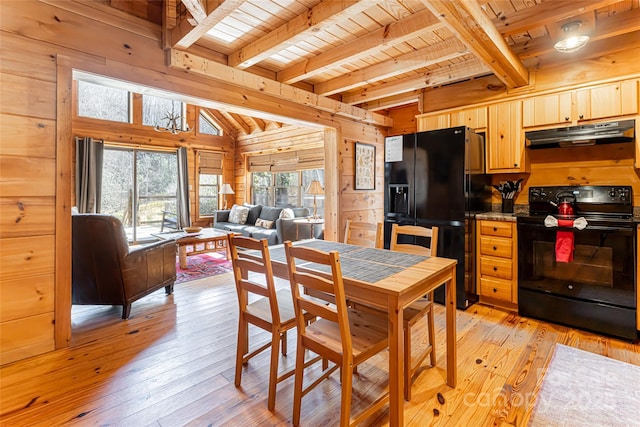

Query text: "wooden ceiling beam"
[228, 0, 378, 69]
[244, 115, 265, 132]
[314, 37, 469, 96]
[169, 49, 393, 127]
[493, 0, 622, 37]
[223, 111, 251, 135]
[277, 8, 444, 84]
[181, 0, 207, 23]
[171, 0, 244, 49]
[343, 57, 491, 105]
[359, 91, 422, 112]
[422, 0, 529, 88]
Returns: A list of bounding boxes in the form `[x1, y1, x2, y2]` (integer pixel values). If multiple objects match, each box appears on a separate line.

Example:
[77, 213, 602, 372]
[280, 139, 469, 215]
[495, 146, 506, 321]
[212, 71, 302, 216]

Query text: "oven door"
[517, 220, 637, 339]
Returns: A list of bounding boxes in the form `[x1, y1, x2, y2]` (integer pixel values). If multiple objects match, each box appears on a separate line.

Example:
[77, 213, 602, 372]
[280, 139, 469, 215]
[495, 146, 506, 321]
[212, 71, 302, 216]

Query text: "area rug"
[529, 344, 640, 427]
[176, 253, 233, 283]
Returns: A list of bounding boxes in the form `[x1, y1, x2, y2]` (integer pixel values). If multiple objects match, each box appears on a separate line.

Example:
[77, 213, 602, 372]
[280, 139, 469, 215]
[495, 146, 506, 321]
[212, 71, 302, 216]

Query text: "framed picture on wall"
[354, 142, 375, 190]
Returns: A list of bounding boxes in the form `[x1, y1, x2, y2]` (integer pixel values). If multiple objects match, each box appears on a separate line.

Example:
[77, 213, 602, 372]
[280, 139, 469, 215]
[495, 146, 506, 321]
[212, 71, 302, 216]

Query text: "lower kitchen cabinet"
[476, 218, 518, 310]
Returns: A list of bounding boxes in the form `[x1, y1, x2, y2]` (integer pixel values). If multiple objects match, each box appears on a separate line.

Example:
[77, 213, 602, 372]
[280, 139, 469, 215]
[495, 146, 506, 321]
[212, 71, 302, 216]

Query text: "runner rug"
[528, 343, 640, 427]
[175, 253, 233, 283]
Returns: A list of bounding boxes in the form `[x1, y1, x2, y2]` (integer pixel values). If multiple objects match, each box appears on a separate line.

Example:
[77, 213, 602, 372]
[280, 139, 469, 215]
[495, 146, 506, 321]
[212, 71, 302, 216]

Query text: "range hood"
[525, 119, 635, 149]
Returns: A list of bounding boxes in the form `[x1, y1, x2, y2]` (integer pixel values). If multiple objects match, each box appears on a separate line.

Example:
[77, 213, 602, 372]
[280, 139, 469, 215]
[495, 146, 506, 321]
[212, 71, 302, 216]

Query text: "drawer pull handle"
[564, 116, 570, 121]
[493, 267, 497, 271]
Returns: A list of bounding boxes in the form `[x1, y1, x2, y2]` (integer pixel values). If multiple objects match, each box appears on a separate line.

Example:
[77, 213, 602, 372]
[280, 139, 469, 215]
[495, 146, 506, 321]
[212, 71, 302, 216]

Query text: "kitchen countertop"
[475, 212, 517, 222]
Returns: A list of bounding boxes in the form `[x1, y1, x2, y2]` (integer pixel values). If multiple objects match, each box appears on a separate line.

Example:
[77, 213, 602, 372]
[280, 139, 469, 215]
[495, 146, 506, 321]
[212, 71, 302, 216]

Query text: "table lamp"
[306, 180, 323, 219]
[219, 183, 235, 210]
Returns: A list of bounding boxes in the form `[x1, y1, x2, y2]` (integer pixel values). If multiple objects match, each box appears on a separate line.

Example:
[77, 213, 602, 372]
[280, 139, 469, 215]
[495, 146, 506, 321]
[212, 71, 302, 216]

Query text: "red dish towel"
[556, 219, 575, 263]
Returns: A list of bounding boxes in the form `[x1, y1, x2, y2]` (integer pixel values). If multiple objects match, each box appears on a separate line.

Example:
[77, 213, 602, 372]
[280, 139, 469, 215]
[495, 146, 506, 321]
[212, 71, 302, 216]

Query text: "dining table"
[251, 239, 458, 426]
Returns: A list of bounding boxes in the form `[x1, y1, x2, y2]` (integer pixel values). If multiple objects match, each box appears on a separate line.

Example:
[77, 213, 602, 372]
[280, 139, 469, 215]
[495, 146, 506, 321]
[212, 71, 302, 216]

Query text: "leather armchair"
[72, 214, 177, 319]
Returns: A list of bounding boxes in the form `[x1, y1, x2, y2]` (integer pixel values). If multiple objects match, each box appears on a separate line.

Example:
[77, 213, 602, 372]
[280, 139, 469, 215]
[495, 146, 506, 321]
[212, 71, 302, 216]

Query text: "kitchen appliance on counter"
[517, 185, 637, 340]
[384, 127, 491, 309]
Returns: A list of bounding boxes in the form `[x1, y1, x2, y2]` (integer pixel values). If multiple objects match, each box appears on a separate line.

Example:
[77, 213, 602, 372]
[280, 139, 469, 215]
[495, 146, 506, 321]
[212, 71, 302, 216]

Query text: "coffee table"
[153, 228, 232, 269]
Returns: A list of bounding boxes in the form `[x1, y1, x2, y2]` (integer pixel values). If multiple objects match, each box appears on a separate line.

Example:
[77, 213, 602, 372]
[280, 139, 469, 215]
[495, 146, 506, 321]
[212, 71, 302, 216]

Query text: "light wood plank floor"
[2, 272, 639, 426]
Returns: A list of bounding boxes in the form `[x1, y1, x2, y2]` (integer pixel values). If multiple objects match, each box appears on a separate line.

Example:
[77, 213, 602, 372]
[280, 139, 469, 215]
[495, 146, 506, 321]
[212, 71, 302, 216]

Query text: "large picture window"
[251, 169, 324, 215]
[143, 94, 185, 129]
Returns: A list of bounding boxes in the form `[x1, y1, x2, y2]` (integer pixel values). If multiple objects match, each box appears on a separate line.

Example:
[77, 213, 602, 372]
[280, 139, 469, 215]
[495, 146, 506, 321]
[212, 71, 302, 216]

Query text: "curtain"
[75, 137, 104, 213]
[177, 147, 190, 228]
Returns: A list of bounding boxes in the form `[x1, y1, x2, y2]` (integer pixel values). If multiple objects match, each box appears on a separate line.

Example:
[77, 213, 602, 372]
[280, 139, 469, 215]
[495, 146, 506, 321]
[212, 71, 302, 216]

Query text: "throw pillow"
[279, 208, 295, 219]
[259, 206, 283, 222]
[255, 218, 274, 229]
[243, 203, 262, 225]
[228, 204, 249, 224]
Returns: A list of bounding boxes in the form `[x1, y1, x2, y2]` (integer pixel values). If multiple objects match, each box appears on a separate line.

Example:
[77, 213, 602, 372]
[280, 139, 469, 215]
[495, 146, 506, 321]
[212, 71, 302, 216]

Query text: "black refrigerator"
[383, 127, 491, 309]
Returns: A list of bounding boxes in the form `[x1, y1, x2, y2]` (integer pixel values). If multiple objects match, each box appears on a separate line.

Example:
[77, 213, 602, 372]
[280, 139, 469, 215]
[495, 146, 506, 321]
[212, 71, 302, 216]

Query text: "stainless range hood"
[525, 119, 635, 149]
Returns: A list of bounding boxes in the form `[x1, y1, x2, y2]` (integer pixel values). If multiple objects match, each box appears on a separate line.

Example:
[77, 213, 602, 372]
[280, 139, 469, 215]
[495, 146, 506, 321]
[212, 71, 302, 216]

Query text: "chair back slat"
[344, 220, 383, 249]
[390, 224, 438, 257]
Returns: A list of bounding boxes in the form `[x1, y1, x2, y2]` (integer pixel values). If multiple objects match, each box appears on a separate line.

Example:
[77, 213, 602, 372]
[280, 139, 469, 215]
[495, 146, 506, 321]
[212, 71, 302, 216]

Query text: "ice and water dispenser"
[387, 184, 409, 216]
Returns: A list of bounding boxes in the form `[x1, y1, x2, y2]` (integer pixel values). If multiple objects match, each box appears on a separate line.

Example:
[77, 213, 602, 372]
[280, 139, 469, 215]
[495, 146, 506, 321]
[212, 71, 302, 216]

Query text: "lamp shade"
[306, 180, 324, 195]
[219, 183, 235, 195]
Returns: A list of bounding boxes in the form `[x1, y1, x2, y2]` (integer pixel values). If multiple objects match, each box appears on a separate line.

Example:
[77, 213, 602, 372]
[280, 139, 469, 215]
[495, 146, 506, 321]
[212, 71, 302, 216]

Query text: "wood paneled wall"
[0, 0, 386, 365]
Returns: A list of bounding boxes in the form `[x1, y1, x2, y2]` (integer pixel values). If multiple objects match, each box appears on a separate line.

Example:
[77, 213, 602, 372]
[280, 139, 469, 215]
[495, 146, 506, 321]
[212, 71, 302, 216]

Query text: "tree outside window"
[77, 80, 130, 123]
[252, 172, 273, 206]
[251, 169, 324, 216]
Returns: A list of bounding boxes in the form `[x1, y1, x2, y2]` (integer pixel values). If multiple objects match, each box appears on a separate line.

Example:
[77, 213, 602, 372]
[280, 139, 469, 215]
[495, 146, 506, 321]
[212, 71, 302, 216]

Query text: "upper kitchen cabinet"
[417, 112, 450, 131]
[522, 92, 573, 128]
[576, 80, 638, 121]
[450, 106, 488, 132]
[487, 101, 527, 173]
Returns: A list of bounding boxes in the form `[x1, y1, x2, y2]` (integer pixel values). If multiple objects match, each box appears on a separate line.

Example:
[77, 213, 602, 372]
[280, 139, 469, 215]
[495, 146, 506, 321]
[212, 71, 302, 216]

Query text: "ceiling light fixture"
[554, 20, 590, 53]
[154, 111, 192, 135]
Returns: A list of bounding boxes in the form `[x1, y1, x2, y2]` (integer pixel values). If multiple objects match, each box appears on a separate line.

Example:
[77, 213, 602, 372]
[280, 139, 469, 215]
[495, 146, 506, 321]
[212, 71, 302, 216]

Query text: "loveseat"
[213, 204, 323, 245]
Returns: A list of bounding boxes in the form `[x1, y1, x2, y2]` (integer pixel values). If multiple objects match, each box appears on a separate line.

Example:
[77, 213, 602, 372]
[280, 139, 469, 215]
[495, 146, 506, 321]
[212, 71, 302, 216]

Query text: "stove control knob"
[608, 189, 616, 198]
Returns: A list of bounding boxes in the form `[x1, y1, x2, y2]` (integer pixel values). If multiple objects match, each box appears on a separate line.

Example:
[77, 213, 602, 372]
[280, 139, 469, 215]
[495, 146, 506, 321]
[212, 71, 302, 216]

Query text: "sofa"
[213, 204, 323, 245]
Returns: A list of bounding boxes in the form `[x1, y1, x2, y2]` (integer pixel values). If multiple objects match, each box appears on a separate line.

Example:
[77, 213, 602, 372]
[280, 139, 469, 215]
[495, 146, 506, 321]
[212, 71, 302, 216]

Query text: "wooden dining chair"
[343, 219, 383, 248]
[284, 241, 389, 427]
[390, 223, 439, 401]
[228, 234, 314, 412]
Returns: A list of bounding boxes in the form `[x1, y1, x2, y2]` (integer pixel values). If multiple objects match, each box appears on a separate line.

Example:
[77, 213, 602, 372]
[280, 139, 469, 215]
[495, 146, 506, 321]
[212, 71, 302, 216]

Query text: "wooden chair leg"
[235, 317, 247, 387]
[404, 323, 412, 401]
[281, 330, 287, 356]
[292, 341, 305, 427]
[267, 332, 281, 411]
[340, 360, 353, 427]
[428, 308, 436, 367]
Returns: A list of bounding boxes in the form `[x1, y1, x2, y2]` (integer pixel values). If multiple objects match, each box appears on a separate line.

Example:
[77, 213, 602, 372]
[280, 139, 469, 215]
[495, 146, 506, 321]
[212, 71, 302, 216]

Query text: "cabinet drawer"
[479, 236, 513, 258]
[479, 220, 512, 237]
[479, 256, 513, 280]
[479, 277, 512, 302]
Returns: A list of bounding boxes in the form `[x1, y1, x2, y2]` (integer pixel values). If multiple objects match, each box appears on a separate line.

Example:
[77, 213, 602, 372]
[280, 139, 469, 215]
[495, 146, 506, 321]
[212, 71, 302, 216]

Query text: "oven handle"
[518, 223, 636, 235]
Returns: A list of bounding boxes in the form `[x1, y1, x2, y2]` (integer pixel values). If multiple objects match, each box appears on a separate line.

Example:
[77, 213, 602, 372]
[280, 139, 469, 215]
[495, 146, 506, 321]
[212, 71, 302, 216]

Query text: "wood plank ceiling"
[121, 0, 640, 134]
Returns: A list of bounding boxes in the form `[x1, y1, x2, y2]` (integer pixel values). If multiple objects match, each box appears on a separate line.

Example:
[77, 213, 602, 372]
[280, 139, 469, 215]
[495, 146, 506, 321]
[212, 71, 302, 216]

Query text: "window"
[143, 94, 186, 130]
[252, 172, 273, 206]
[196, 151, 224, 218]
[199, 111, 221, 136]
[198, 174, 219, 216]
[275, 172, 299, 207]
[77, 80, 130, 123]
[100, 147, 178, 243]
[251, 169, 324, 216]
